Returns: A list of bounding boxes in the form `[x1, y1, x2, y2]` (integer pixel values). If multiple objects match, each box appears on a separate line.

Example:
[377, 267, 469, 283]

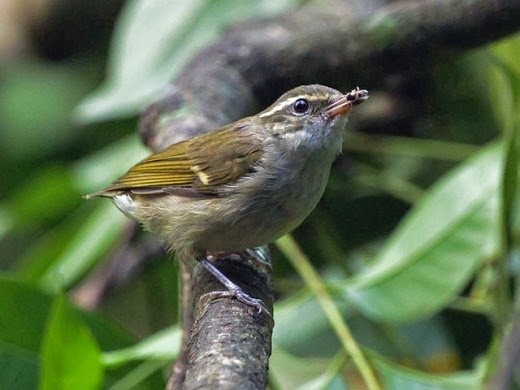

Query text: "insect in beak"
[326, 87, 369, 118]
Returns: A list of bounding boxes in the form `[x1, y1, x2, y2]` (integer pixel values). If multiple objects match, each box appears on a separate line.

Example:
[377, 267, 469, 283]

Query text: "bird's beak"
[326, 87, 369, 118]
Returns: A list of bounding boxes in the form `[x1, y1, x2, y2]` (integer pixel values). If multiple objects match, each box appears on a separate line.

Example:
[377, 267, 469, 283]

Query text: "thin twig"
[276, 235, 381, 390]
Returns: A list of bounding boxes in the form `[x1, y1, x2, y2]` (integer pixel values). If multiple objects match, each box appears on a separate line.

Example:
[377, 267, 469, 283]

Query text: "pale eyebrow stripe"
[259, 97, 299, 118]
[258, 93, 332, 118]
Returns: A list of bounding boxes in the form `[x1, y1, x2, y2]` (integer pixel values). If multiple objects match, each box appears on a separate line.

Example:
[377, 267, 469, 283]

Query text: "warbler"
[88, 84, 368, 311]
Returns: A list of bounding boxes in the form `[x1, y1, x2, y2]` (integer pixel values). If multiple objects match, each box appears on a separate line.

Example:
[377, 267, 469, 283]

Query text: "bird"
[87, 84, 368, 312]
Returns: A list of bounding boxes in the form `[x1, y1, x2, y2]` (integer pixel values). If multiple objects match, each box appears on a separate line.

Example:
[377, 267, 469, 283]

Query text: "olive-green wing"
[97, 120, 263, 196]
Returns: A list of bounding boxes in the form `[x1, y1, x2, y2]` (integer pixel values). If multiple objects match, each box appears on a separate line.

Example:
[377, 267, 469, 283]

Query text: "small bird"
[88, 84, 368, 312]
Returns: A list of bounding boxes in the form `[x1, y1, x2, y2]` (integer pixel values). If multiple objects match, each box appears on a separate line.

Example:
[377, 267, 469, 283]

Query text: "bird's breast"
[234, 143, 338, 232]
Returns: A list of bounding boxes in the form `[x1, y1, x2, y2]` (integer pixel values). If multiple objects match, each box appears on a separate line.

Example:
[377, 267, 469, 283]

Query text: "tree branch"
[182, 255, 273, 389]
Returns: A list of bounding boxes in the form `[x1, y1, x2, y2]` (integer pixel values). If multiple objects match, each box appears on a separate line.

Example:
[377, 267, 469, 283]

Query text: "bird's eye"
[292, 98, 310, 115]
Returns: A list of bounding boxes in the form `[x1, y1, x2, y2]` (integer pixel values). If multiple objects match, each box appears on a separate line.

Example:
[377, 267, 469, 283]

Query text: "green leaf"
[8, 166, 80, 229]
[15, 201, 127, 291]
[0, 204, 15, 239]
[0, 62, 94, 161]
[269, 348, 332, 389]
[298, 367, 345, 390]
[40, 294, 103, 390]
[37, 202, 127, 293]
[0, 278, 134, 389]
[501, 109, 519, 252]
[0, 276, 131, 356]
[0, 350, 38, 390]
[343, 143, 502, 322]
[75, 0, 206, 122]
[75, 0, 301, 123]
[375, 356, 482, 390]
[72, 134, 149, 195]
[491, 35, 520, 98]
[109, 360, 167, 390]
[273, 292, 356, 357]
[102, 326, 180, 368]
[0, 278, 52, 353]
[14, 135, 148, 285]
[494, 55, 520, 250]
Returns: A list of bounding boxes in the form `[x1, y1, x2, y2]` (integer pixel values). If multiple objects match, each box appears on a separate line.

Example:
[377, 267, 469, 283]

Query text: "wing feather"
[97, 118, 263, 196]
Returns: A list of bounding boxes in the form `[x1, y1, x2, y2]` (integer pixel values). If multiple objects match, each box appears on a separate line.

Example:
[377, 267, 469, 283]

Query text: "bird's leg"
[197, 256, 271, 316]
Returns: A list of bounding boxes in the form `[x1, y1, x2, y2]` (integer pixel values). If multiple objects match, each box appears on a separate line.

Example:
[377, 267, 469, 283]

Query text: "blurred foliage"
[0, 0, 519, 389]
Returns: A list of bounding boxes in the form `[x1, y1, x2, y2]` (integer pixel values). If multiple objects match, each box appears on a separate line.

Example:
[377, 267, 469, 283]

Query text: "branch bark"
[183, 255, 273, 389]
[166, 251, 273, 390]
[134, 0, 520, 388]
